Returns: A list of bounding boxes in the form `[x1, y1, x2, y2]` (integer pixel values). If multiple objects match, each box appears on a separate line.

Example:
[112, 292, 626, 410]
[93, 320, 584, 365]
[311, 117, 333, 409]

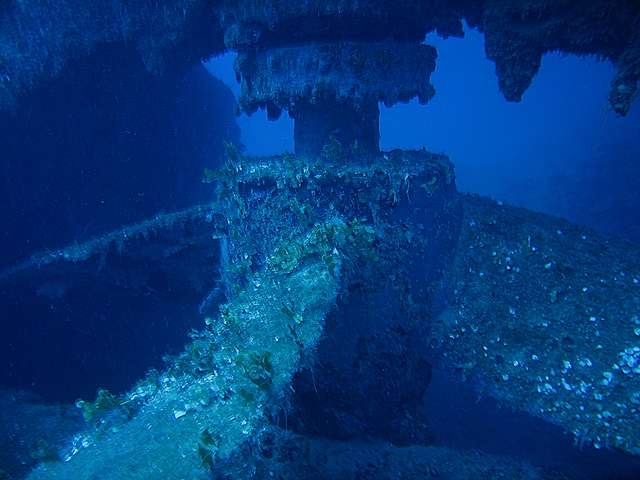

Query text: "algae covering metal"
[14, 148, 640, 477]
[433, 194, 640, 454]
[28, 250, 341, 479]
[24, 221, 348, 479]
[24, 149, 456, 479]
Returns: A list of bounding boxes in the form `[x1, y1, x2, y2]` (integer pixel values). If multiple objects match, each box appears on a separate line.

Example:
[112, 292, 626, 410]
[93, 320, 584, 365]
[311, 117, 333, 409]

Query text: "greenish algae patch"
[27, 227, 347, 480]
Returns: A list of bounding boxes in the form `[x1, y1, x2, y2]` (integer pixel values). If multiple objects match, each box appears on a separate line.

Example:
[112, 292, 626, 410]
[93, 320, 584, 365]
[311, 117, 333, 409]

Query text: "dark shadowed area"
[0, 43, 239, 402]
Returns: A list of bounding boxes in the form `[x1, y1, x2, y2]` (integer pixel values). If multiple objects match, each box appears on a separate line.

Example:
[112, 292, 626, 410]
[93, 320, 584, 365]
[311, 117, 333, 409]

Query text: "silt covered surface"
[433, 194, 640, 454]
